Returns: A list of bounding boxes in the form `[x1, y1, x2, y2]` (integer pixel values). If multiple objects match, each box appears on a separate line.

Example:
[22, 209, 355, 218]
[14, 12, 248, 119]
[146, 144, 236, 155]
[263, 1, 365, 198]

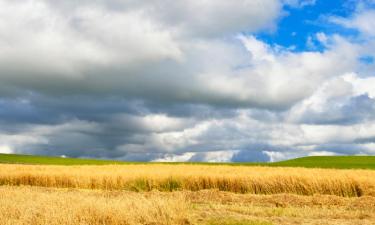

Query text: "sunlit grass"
[2, 186, 375, 225]
[2, 153, 375, 170]
[205, 218, 273, 225]
[0, 164, 373, 197]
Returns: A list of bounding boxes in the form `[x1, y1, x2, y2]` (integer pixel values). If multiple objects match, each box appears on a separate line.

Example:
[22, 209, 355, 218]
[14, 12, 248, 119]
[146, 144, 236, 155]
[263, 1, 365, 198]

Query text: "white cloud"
[199, 35, 359, 109]
[153, 150, 236, 162]
[283, 0, 316, 8]
[0, 133, 48, 154]
[308, 151, 338, 156]
[0, 0, 284, 82]
[316, 32, 328, 45]
[152, 152, 195, 162]
[0, 0, 181, 79]
[0, 145, 12, 154]
[0, 0, 359, 110]
[330, 9, 375, 37]
[344, 73, 375, 98]
[287, 72, 375, 125]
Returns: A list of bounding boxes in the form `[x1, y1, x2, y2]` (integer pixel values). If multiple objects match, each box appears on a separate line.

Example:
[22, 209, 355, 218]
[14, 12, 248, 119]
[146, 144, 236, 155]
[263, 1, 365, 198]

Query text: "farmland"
[0, 164, 373, 196]
[2, 153, 375, 169]
[1, 154, 375, 225]
[0, 153, 129, 165]
[271, 156, 375, 169]
[2, 186, 375, 225]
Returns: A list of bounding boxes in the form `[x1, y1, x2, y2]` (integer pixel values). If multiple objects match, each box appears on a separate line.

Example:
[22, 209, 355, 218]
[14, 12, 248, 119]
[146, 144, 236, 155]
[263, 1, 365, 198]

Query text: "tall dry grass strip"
[0, 164, 374, 197]
[0, 186, 189, 225]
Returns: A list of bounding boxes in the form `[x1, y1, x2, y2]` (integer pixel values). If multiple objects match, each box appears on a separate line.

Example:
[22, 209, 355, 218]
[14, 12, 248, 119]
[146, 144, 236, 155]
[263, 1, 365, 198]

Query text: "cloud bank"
[0, 0, 374, 162]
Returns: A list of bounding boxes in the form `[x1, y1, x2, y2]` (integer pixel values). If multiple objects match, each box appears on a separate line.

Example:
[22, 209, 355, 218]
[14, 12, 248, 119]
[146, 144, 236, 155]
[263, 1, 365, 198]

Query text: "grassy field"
[271, 156, 375, 169]
[1, 186, 374, 225]
[0, 153, 130, 165]
[1, 154, 375, 224]
[1, 153, 375, 169]
[1, 164, 374, 196]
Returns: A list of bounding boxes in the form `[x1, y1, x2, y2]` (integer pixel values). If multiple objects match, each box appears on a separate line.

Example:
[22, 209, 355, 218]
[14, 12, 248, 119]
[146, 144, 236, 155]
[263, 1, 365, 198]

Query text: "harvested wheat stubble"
[0, 164, 374, 197]
[0, 186, 189, 225]
[1, 187, 375, 225]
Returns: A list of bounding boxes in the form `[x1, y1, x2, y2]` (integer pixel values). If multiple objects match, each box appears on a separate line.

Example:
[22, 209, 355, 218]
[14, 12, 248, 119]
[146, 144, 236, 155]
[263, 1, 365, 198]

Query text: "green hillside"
[0, 153, 128, 165]
[270, 156, 375, 169]
[0, 153, 374, 169]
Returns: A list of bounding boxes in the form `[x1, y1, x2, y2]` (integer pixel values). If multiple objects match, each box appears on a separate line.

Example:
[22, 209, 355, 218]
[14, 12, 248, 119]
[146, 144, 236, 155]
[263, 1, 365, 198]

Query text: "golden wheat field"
[1, 164, 375, 196]
[1, 164, 375, 225]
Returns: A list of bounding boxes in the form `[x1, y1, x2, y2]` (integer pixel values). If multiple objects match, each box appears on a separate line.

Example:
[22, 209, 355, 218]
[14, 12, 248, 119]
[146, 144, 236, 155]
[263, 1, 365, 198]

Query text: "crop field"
[1, 164, 374, 196]
[1, 155, 375, 225]
[2, 186, 375, 225]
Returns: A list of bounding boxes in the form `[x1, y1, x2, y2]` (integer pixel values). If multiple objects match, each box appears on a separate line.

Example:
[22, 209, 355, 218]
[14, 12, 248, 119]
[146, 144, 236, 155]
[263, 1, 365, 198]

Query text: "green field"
[271, 156, 375, 169]
[0, 153, 130, 165]
[0, 153, 374, 169]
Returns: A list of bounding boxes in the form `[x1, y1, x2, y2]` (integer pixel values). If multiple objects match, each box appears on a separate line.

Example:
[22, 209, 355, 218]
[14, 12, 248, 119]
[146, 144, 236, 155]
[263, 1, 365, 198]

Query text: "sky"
[0, 0, 375, 162]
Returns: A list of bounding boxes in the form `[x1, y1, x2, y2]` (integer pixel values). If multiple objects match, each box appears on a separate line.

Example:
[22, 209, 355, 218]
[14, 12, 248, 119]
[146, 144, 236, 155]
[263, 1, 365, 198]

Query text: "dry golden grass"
[1, 164, 375, 197]
[185, 190, 375, 225]
[1, 164, 375, 225]
[0, 186, 189, 225]
[1, 186, 375, 225]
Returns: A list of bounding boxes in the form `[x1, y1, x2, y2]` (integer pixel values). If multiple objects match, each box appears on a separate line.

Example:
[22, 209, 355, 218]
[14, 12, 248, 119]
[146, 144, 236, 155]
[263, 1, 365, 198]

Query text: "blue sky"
[0, 0, 375, 162]
[258, 0, 365, 51]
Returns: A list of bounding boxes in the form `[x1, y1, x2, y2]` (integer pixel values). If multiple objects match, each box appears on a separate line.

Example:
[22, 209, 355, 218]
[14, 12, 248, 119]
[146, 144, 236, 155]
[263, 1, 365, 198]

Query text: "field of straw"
[1, 186, 375, 225]
[1, 164, 375, 225]
[1, 164, 375, 196]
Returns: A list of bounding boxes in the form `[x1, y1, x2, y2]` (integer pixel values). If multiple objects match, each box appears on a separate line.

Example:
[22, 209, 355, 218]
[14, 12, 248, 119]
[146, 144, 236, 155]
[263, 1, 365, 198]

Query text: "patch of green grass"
[126, 178, 153, 192]
[159, 177, 182, 191]
[1, 153, 375, 170]
[0, 153, 130, 165]
[270, 156, 375, 169]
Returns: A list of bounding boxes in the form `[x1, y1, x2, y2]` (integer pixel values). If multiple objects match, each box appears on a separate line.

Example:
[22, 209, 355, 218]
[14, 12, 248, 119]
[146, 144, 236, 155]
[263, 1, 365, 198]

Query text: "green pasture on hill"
[0, 153, 374, 169]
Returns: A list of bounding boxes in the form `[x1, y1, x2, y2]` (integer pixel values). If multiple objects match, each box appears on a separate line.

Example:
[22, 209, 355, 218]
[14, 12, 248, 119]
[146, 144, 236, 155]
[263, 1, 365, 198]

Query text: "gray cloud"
[293, 94, 375, 125]
[231, 150, 271, 162]
[0, 0, 354, 110]
[1, 0, 375, 161]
